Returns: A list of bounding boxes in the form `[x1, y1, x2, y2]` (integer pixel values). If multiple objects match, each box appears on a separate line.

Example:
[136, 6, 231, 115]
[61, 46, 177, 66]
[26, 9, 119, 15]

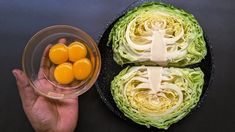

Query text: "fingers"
[12, 69, 37, 108]
[38, 38, 67, 79]
[41, 44, 52, 67]
[38, 44, 52, 79]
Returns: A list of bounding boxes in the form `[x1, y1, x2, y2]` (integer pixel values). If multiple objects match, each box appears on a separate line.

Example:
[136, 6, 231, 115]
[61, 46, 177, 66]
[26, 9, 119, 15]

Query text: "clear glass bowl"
[22, 25, 101, 99]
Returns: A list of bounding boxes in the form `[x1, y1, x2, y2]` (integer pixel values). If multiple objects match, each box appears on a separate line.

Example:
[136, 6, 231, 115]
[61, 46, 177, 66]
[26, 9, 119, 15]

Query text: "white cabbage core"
[123, 66, 183, 116]
[125, 11, 188, 64]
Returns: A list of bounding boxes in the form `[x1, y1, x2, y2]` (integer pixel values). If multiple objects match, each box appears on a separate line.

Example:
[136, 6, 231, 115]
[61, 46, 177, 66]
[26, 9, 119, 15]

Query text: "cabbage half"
[111, 66, 204, 129]
[109, 2, 207, 66]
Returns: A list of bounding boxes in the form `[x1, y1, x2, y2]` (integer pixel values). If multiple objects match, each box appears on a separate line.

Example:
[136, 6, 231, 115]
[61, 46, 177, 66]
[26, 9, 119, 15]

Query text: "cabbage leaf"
[111, 66, 204, 129]
[109, 2, 207, 66]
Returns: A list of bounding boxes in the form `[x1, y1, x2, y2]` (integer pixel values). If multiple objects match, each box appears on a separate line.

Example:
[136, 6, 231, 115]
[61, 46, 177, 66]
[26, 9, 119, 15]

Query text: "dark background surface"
[0, 0, 234, 132]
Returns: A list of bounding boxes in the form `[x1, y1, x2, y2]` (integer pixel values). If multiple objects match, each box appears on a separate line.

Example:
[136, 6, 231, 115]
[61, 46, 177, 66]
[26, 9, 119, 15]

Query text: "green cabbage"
[109, 2, 207, 66]
[111, 66, 204, 129]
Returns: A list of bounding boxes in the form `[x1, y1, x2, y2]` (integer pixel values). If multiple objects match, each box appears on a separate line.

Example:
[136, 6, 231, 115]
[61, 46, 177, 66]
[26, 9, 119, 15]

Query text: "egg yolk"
[73, 58, 92, 80]
[49, 43, 68, 64]
[54, 63, 74, 84]
[68, 42, 87, 62]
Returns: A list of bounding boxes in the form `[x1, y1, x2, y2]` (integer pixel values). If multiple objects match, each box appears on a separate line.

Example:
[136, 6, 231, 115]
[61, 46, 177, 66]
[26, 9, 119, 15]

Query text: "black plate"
[95, 0, 215, 130]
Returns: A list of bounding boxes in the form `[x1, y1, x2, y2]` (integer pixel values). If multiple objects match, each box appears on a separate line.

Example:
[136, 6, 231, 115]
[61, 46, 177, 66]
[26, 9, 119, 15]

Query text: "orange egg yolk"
[73, 58, 92, 80]
[49, 43, 68, 64]
[54, 63, 74, 84]
[68, 42, 87, 62]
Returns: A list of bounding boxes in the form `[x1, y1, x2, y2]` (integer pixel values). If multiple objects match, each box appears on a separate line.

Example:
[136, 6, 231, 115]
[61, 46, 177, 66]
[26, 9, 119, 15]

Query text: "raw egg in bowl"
[22, 25, 101, 99]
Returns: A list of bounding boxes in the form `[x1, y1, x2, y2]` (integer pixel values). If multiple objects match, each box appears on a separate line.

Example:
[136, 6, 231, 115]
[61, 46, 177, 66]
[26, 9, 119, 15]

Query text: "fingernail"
[12, 70, 18, 79]
[58, 38, 66, 44]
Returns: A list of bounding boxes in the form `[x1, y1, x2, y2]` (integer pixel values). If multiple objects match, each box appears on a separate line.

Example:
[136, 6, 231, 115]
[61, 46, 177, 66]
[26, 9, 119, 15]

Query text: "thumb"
[12, 69, 37, 108]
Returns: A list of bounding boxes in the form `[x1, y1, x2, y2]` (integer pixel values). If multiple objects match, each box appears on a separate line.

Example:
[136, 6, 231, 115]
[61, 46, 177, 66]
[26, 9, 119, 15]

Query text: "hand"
[12, 38, 78, 132]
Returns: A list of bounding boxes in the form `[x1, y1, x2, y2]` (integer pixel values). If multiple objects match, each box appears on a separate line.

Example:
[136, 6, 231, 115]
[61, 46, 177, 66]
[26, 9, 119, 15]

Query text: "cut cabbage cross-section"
[109, 2, 207, 66]
[111, 66, 204, 129]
